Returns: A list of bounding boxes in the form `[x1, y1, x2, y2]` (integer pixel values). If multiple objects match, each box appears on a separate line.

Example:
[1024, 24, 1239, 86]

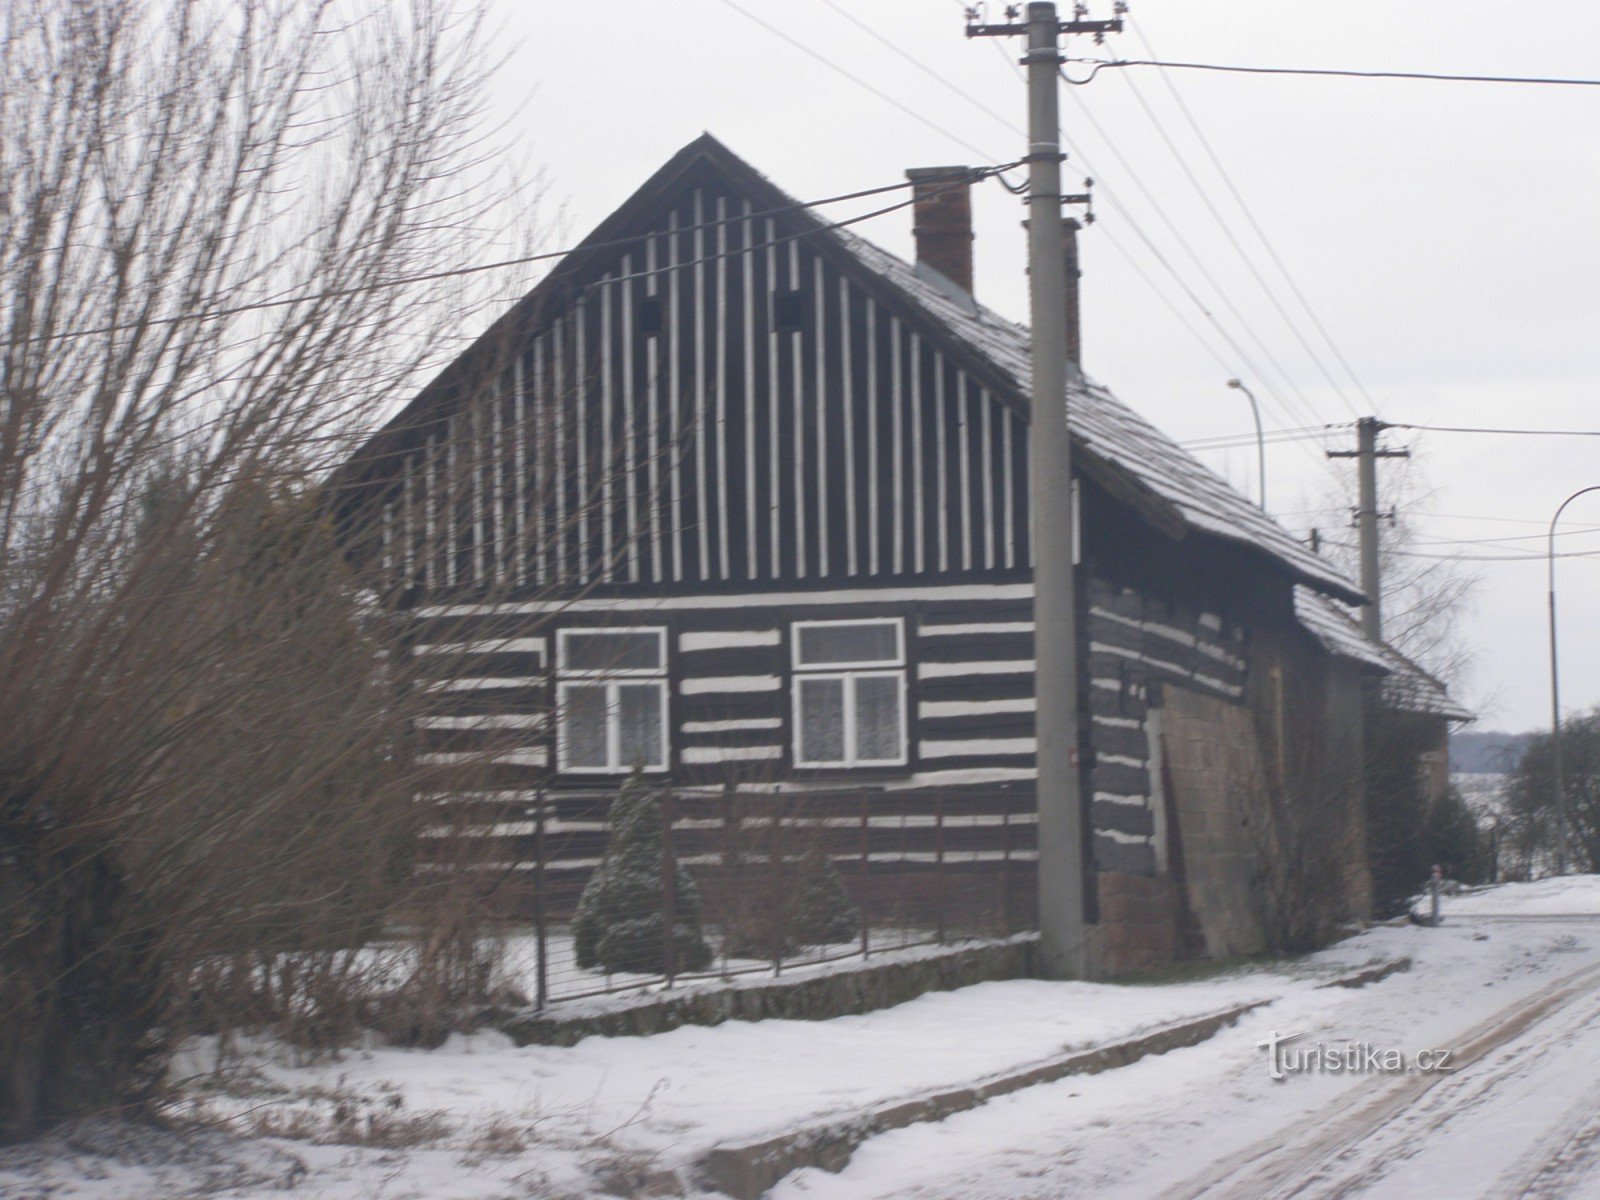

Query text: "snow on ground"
[7, 880, 1600, 1199]
[152, 960, 1283, 1197]
[1439, 873, 1600, 917]
[1452, 771, 1510, 823]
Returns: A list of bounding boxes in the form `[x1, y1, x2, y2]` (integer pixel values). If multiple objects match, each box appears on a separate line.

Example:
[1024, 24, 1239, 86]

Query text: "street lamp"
[1547, 484, 1600, 876]
[1226, 378, 1266, 510]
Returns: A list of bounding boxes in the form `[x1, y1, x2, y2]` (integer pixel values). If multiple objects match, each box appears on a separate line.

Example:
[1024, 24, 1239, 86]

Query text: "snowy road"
[776, 908, 1600, 1200]
[1167, 949, 1600, 1200]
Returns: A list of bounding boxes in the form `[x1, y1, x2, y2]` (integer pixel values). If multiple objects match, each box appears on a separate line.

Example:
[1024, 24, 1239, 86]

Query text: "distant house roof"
[1294, 587, 1474, 722]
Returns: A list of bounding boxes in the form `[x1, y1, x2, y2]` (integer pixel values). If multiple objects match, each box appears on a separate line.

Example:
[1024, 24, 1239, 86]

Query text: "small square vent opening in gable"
[637, 296, 664, 337]
[772, 287, 806, 332]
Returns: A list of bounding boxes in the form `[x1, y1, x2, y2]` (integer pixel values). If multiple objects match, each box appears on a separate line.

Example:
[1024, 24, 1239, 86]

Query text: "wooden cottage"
[332, 134, 1446, 973]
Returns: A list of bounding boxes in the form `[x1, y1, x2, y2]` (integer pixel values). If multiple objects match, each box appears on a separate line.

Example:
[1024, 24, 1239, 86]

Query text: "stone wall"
[497, 936, 1040, 1046]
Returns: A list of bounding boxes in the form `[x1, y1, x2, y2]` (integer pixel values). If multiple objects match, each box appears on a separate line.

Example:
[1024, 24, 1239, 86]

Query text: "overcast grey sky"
[486, 0, 1600, 733]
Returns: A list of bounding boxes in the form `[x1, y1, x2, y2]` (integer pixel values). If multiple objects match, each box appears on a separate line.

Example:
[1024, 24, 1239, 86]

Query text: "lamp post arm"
[1226, 379, 1266, 510]
[1547, 483, 1600, 876]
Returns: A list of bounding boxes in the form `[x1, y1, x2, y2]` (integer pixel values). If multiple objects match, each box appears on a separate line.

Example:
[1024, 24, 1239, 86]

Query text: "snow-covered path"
[776, 883, 1600, 1200]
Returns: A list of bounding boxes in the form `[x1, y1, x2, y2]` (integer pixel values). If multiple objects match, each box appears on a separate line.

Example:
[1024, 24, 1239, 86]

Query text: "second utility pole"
[1328, 416, 1408, 639]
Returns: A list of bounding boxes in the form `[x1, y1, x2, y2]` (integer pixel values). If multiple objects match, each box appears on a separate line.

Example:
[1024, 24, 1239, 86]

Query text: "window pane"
[562, 684, 609, 768]
[854, 674, 904, 762]
[797, 622, 899, 666]
[797, 677, 847, 764]
[562, 630, 661, 673]
[617, 683, 664, 769]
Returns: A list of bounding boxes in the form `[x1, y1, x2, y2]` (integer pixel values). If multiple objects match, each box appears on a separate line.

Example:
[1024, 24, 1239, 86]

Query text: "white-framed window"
[791, 619, 907, 768]
[556, 627, 668, 773]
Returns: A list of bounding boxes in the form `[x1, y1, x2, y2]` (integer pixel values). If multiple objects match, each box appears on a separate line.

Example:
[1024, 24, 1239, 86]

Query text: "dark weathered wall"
[1157, 684, 1271, 958]
[1325, 658, 1374, 921]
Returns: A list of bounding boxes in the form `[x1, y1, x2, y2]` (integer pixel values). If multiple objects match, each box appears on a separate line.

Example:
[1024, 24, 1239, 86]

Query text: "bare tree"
[0, 0, 547, 1140]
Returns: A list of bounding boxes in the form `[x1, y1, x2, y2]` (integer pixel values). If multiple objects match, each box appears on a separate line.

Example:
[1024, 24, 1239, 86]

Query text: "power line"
[974, 31, 1306, 431]
[1067, 58, 1600, 88]
[1059, 77, 1342, 443]
[1284, 506, 1600, 531]
[1127, 19, 1381, 416]
[719, 0, 1002, 163]
[1108, 49, 1365, 421]
[1181, 423, 1345, 450]
[1095, 223, 1235, 375]
[1421, 512, 1600, 528]
[815, 3, 1340, 482]
[589, 173, 1010, 290]
[1386, 422, 1600, 437]
[1318, 536, 1600, 563]
[971, 26, 1333, 478]
[6, 171, 1011, 347]
[968, 31, 1277, 393]
[1400, 526, 1600, 547]
[834, 4, 1352, 486]
[821, 0, 1025, 138]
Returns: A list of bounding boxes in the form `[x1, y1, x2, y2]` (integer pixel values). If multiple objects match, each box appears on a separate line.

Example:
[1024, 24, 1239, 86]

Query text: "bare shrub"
[1228, 644, 1368, 954]
[460, 1117, 531, 1162]
[0, 0, 547, 1140]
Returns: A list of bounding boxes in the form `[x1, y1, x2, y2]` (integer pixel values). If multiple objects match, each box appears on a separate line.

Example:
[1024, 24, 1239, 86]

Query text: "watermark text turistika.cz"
[1257, 1031, 1455, 1081]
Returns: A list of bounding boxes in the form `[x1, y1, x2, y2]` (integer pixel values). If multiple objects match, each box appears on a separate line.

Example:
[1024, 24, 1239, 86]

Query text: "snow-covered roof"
[833, 228, 1364, 604]
[1381, 658, 1475, 723]
[1294, 588, 1474, 722]
[1294, 588, 1392, 671]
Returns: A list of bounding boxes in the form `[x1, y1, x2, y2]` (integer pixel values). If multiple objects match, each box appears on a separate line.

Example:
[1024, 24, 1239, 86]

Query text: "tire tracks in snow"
[1157, 958, 1600, 1200]
[1487, 1075, 1600, 1200]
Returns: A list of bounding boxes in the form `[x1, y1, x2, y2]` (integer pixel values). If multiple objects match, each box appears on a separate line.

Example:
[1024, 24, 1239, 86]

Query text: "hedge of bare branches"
[0, 0, 543, 1141]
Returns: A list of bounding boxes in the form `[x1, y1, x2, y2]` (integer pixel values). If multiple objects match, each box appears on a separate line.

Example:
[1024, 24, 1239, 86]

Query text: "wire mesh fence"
[430, 783, 1039, 1010]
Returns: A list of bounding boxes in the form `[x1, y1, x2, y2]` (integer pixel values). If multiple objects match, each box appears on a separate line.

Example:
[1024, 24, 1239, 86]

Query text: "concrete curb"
[1316, 955, 1412, 989]
[690, 954, 1411, 1198]
[694, 999, 1267, 1199]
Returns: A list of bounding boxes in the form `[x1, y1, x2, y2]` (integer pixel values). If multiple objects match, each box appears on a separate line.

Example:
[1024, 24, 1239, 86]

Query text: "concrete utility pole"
[1327, 417, 1408, 639]
[967, 1, 1120, 980]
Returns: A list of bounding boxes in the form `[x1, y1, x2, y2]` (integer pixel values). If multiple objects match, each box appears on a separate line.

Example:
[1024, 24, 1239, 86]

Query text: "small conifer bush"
[572, 773, 712, 976]
[790, 847, 861, 948]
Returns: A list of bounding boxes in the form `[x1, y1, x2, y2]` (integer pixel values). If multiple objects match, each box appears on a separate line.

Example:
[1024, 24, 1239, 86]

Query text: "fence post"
[721, 785, 736, 980]
[534, 791, 549, 1011]
[859, 792, 871, 960]
[935, 792, 947, 944]
[898, 791, 909, 949]
[771, 800, 784, 977]
[1000, 790, 1013, 937]
[663, 789, 678, 987]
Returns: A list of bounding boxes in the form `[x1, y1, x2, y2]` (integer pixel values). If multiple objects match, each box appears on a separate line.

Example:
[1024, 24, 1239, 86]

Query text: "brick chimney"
[906, 166, 974, 296]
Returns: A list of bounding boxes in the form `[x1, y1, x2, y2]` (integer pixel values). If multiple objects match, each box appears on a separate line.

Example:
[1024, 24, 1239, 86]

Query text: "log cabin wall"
[337, 143, 1372, 967]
